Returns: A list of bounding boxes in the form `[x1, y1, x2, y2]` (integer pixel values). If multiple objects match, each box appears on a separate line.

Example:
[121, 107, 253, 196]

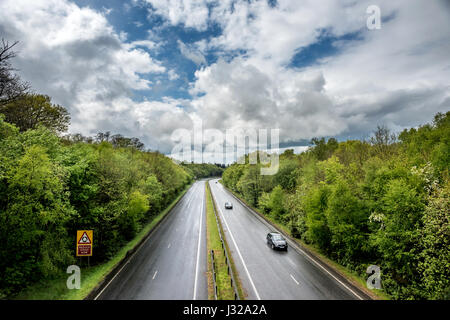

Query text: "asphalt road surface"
[209, 179, 368, 300]
[96, 181, 208, 300]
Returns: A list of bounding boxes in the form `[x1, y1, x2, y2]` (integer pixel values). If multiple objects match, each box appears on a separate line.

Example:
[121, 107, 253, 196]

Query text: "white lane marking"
[168, 243, 171, 249]
[193, 183, 204, 300]
[93, 183, 195, 300]
[152, 270, 158, 280]
[290, 274, 299, 285]
[224, 184, 365, 300]
[212, 182, 261, 300]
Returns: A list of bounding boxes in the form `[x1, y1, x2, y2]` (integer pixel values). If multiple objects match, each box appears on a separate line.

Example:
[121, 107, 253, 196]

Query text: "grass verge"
[13, 182, 193, 300]
[205, 181, 238, 300]
[218, 180, 390, 300]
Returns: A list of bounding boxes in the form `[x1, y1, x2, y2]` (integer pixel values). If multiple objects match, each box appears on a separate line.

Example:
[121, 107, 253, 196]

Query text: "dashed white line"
[213, 182, 261, 300]
[93, 183, 195, 300]
[152, 270, 158, 280]
[290, 274, 299, 285]
[224, 183, 365, 300]
[168, 243, 171, 249]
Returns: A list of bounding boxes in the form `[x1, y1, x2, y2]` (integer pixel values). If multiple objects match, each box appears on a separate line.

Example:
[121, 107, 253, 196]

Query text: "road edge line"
[86, 182, 196, 300]
[210, 181, 261, 300]
[219, 182, 375, 301]
[193, 183, 204, 300]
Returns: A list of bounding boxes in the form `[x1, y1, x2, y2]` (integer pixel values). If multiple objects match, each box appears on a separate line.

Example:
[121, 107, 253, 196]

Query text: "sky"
[0, 0, 449, 162]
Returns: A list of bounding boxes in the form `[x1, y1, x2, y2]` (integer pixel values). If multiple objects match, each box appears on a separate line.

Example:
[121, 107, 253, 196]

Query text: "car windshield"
[272, 234, 283, 240]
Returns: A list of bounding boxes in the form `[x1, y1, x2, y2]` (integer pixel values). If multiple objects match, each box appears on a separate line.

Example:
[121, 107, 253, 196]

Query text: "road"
[96, 181, 208, 300]
[209, 179, 368, 300]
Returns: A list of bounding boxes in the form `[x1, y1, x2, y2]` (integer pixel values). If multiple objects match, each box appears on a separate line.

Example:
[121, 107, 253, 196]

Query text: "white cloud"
[1, 0, 449, 159]
[177, 40, 207, 66]
[129, 39, 158, 51]
[143, 0, 213, 31]
[168, 69, 180, 81]
[186, 0, 450, 142]
[0, 0, 189, 152]
[190, 58, 348, 140]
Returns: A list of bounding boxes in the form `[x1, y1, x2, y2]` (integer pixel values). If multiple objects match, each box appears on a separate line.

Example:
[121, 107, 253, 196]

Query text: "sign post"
[77, 230, 93, 258]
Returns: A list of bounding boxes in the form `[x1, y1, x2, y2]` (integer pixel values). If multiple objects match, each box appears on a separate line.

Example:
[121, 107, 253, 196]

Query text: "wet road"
[209, 179, 369, 300]
[96, 181, 208, 300]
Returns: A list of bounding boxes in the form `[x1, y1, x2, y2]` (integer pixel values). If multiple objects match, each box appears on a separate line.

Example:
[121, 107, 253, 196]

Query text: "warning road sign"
[77, 230, 93, 256]
[78, 232, 91, 244]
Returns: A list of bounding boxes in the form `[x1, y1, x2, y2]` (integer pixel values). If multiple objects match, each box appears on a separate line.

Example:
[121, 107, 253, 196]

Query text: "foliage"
[0, 94, 70, 133]
[0, 121, 193, 296]
[0, 39, 230, 297]
[182, 162, 224, 179]
[222, 111, 450, 299]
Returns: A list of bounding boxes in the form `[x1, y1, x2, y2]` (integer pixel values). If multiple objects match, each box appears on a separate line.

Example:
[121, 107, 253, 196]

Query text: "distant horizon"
[168, 144, 310, 165]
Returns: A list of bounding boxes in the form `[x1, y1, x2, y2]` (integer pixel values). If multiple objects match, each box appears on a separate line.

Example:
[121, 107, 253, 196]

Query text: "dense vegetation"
[0, 115, 194, 296]
[0, 39, 219, 297]
[182, 162, 224, 179]
[222, 113, 449, 300]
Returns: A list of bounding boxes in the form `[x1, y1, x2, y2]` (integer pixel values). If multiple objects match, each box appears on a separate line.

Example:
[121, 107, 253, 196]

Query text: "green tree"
[419, 182, 450, 299]
[310, 137, 338, 161]
[304, 184, 331, 250]
[0, 145, 75, 293]
[0, 94, 70, 133]
[140, 174, 163, 214]
[268, 185, 285, 220]
[118, 191, 149, 240]
[237, 165, 261, 207]
[371, 178, 425, 298]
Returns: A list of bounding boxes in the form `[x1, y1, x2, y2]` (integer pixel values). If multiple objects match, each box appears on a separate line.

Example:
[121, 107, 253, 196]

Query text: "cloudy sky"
[0, 0, 449, 161]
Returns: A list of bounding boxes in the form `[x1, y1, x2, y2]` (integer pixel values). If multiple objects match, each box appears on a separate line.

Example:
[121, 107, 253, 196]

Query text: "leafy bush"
[222, 112, 450, 299]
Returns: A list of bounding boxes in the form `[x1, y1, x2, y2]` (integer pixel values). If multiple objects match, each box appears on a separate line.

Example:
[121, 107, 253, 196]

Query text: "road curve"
[97, 181, 208, 300]
[209, 179, 363, 300]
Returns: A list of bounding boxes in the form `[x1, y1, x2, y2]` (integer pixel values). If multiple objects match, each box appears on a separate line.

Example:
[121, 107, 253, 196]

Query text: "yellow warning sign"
[77, 230, 93, 256]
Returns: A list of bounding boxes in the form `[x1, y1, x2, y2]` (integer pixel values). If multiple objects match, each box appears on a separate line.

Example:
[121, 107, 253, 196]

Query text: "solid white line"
[152, 270, 158, 280]
[226, 186, 365, 300]
[193, 185, 204, 300]
[94, 256, 131, 300]
[293, 244, 364, 299]
[290, 274, 299, 285]
[93, 183, 195, 300]
[213, 182, 261, 300]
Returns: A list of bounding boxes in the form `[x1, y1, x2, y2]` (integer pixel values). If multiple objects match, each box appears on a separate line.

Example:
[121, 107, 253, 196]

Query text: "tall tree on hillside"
[0, 39, 29, 105]
[0, 93, 70, 133]
[370, 125, 397, 158]
[310, 137, 339, 161]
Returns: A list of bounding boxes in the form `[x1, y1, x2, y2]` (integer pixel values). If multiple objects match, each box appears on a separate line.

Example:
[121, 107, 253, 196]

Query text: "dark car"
[224, 202, 233, 209]
[267, 232, 288, 251]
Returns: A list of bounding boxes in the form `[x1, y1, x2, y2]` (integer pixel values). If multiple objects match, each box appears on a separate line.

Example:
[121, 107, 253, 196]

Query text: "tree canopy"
[222, 112, 449, 299]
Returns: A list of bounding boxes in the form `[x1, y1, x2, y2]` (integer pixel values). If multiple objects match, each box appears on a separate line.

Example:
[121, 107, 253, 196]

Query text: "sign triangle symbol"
[78, 232, 91, 244]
